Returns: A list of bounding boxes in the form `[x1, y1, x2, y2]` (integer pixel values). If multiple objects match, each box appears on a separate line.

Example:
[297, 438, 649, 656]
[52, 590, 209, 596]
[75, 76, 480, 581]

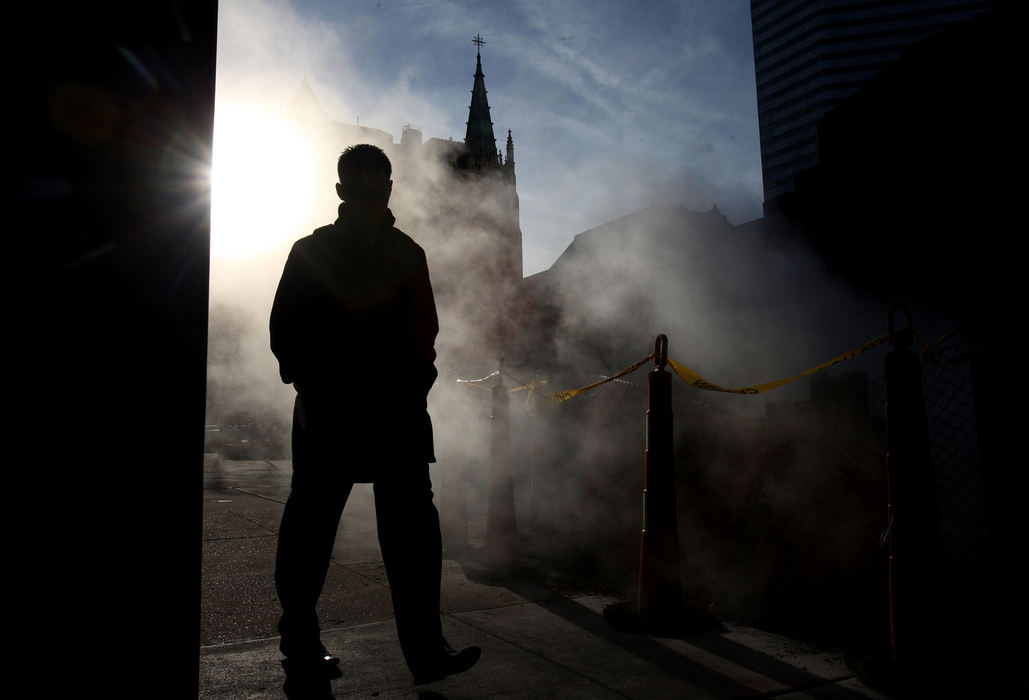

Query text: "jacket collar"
[333, 204, 396, 239]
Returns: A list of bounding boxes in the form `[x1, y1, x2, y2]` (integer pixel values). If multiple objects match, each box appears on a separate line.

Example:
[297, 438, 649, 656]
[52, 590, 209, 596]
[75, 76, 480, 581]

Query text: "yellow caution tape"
[667, 335, 887, 395]
[541, 353, 656, 404]
[505, 375, 547, 410]
[457, 370, 500, 384]
[457, 334, 889, 405]
[914, 327, 978, 367]
[508, 380, 549, 396]
[455, 370, 499, 392]
[456, 370, 543, 394]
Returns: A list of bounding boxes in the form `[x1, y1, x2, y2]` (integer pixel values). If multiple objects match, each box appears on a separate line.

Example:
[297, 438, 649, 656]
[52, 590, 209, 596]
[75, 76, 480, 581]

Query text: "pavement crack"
[450, 609, 632, 698]
[219, 506, 280, 535]
[750, 676, 859, 697]
[337, 563, 392, 590]
[231, 487, 286, 505]
[203, 534, 276, 542]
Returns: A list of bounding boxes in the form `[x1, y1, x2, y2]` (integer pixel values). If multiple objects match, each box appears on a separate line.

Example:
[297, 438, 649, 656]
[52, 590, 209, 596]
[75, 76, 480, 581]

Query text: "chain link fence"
[918, 336, 989, 603]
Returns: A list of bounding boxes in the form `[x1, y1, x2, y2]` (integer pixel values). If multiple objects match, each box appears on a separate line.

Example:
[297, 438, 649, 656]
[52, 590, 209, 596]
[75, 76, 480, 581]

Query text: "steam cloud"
[208, 0, 961, 632]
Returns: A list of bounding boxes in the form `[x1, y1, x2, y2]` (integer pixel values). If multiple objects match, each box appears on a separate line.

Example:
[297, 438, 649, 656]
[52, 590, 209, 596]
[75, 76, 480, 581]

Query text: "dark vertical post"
[439, 369, 469, 554]
[487, 358, 519, 571]
[605, 335, 717, 634]
[970, 325, 1026, 641]
[638, 335, 683, 616]
[885, 307, 944, 666]
[527, 374, 539, 533]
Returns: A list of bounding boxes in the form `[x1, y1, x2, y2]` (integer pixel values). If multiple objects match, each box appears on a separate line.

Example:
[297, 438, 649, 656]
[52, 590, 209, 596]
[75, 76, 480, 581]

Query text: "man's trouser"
[274, 462, 444, 672]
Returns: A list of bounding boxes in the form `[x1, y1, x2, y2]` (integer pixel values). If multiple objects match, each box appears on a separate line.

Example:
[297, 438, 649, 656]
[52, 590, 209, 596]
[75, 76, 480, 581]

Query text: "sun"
[210, 101, 318, 260]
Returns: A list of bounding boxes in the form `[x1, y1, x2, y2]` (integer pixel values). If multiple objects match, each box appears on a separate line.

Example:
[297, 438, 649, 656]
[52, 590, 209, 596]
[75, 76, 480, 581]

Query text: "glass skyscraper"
[750, 0, 994, 208]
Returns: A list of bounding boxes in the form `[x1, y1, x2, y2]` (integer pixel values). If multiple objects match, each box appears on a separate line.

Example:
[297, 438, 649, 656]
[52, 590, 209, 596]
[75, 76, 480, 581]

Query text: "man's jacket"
[270, 207, 439, 476]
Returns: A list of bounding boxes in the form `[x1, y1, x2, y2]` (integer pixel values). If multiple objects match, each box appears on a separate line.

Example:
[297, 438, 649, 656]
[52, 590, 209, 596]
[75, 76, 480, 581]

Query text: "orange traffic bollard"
[606, 335, 719, 634]
[638, 334, 683, 616]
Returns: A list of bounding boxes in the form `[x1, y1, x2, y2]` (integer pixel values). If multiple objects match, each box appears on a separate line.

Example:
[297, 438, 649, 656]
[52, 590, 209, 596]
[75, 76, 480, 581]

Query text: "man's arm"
[269, 242, 307, 386]
[410, 248, 439, 396]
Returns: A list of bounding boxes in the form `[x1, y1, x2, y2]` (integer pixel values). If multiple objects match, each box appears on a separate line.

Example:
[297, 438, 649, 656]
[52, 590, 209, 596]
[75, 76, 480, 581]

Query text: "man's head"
[336, 144, 393, 229]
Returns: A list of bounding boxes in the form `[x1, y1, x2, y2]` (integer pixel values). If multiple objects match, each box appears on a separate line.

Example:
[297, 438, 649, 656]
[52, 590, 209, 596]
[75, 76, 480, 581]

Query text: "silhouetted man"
[270, 144, 480, 697]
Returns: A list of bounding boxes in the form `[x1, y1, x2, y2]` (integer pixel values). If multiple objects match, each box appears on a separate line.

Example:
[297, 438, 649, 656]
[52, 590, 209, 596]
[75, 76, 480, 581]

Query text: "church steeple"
[285, 76, 330, 124]
[464, 34, 499, 170]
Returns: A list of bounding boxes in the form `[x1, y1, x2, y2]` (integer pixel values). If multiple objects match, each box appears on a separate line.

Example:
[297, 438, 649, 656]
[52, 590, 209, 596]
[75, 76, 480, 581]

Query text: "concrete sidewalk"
[201, 457, 896, 699]
[200, 585, 887, 700]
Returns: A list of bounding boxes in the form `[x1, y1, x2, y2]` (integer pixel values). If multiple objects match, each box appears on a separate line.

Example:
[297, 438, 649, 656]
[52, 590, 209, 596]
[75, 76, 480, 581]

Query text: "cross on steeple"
[465, 34, 498, 170]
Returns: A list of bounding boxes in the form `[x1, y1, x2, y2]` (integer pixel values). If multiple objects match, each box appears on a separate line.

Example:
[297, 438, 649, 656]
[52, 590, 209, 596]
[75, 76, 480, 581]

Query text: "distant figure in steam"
[270, 144, 480, 696]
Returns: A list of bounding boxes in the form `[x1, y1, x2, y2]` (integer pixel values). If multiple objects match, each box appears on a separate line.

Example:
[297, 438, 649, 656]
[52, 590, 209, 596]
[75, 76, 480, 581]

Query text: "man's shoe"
[281, 637, 341, 666]
[411, 642, 481, 685]
[283, 675, 334, 699]
[316, 643, 341, 667]
[282, 655, 344, 681]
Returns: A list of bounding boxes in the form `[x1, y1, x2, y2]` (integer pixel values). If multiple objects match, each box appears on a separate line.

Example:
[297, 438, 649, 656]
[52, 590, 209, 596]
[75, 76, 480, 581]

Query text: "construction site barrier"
[455, 313, 960, 646]
[457, 334, 891, 405]
[452, 326, 965, 397]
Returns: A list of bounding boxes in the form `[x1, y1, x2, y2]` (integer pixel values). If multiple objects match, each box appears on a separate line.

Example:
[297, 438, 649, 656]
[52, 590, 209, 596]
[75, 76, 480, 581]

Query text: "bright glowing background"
[210, 102, 317, 261]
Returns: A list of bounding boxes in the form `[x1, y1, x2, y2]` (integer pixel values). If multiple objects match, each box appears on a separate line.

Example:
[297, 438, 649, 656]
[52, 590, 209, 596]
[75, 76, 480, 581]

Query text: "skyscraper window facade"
[750, 0, 994, 209]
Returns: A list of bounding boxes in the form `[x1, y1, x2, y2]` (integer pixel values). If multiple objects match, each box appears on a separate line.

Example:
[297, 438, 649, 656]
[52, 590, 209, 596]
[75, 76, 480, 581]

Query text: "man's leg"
[374, 464, 481, 683]
[275, 481, 352, 659]
[374, 464, 444, 668]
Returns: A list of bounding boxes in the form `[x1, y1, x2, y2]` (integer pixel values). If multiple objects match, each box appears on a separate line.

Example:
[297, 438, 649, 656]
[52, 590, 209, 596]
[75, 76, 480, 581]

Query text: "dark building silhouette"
[753, 1, 1024, 643]
[511, 201, 883, 407]
[750, 0, 995, 211]
[768, 3, 1014, 316]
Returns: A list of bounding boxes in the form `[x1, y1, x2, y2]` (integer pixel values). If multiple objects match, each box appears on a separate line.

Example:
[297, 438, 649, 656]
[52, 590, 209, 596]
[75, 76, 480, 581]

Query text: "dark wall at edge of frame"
[14, 3, 217, 696]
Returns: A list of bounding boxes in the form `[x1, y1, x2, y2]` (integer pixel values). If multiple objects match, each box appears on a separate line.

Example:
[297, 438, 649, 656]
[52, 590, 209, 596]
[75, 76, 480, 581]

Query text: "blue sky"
[214, 0, 763, 276]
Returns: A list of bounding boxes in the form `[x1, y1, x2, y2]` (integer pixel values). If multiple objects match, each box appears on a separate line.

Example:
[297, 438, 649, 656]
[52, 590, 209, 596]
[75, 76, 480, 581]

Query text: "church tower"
[455, 35, 522, 282]
[399, 34, 520, 366]
[459, 36, 517, 179]
[463, 35, 499, 171]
